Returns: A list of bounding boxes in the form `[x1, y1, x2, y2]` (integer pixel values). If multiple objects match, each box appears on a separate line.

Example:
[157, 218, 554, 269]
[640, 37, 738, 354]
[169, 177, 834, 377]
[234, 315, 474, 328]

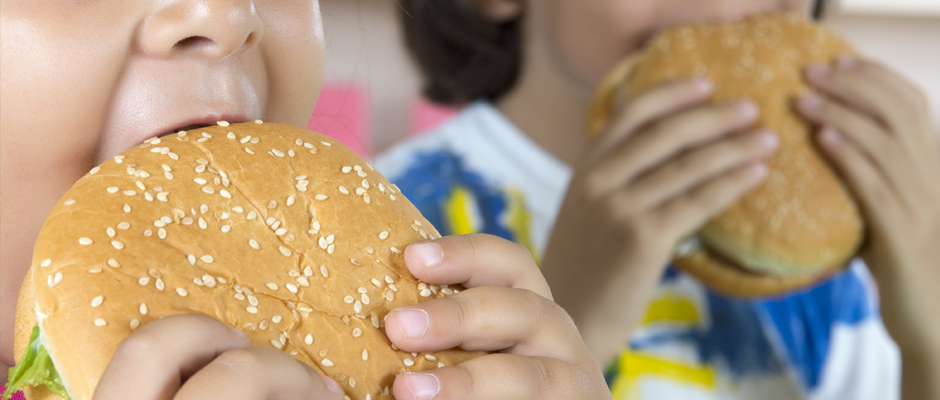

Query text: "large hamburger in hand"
[589, 13, 865, 297]
[8, 122, 482, 400]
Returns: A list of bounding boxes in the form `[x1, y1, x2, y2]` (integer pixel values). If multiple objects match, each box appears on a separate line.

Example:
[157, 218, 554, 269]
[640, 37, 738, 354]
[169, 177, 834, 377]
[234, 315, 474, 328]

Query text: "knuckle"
[214, 348, 264, 375]
[113, 331, 164, 363]
[443, 295, 477, 332]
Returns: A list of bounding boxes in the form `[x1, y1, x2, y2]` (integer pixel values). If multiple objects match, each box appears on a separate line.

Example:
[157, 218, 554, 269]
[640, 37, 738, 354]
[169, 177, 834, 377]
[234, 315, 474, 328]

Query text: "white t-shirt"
[374, 101, 900, 400]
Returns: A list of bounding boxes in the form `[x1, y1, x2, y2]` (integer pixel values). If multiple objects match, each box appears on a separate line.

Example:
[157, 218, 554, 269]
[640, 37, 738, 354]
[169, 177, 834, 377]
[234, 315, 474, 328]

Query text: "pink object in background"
[307, 82, 372, 158]
[410, 97, 461, 136]
[0, 385, 26, 400]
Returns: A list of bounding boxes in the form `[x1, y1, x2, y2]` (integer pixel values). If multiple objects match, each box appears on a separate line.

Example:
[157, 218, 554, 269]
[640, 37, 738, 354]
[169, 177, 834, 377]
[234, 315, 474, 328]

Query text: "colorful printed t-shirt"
[373, 101, 901, 400]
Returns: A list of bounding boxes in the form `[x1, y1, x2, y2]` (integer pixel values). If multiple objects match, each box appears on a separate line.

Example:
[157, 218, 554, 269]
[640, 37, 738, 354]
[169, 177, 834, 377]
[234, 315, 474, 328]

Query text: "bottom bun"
[675, 250, 846, 298]
[14, 270, 66, 400]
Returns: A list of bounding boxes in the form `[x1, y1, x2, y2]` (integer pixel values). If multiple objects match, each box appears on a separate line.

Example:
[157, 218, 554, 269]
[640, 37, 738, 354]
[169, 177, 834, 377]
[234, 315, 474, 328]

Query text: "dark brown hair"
[398, 0, 522, 105]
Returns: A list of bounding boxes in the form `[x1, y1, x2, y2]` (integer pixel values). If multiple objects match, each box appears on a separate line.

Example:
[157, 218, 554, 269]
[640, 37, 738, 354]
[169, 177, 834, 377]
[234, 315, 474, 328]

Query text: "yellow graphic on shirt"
[610, 352, 717, 400]
[502, 188, 539, 265]
[642, 292, 699, 325]
[444, 186, 481, 235]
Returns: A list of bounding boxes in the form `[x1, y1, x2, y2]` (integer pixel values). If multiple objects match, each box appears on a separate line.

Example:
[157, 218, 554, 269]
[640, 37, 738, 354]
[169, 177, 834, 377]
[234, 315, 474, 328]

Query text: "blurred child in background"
[376, 0, 940, 398]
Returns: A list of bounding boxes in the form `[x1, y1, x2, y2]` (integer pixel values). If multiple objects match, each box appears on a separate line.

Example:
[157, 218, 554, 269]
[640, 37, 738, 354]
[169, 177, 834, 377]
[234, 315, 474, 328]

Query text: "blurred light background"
[310, 0, 940, 158]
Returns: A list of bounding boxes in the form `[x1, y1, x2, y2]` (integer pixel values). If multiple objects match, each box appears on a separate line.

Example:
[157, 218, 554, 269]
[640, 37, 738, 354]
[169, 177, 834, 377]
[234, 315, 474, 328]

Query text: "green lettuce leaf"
[4, 324, 70, 400]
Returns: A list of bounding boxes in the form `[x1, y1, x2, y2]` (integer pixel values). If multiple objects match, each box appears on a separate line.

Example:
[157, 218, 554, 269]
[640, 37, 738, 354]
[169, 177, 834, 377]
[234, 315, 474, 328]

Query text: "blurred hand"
[94, 314, 344, 400]
[798, 57, 940, 399]
[541, 78, 777, 365]
[386, 234, 611, 400]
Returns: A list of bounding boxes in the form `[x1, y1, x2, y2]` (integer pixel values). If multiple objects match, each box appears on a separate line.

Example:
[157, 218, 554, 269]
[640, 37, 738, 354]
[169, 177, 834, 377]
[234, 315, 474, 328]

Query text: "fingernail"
[229, 327, 249, 341]
[321, 376, 345, 395]
[836, 55, 858, 69]
[395, 309, 430, 341]
[692, 78, 712, 94]
[738, 101, 758, 119]
[402, 373, 441, 400]
[750, 163, 769, 178]
[820, 126, 843, 146]
[410, 243, 443, 268]
[799, 92, 823, 111]
[758, 130, 779, 148]
[806, 63, 831, 79]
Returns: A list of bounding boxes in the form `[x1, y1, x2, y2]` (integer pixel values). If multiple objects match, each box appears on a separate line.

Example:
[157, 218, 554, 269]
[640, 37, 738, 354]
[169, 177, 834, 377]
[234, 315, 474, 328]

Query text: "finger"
[798, 92, 922, 209]
[627, 129, 778, 209]
[404, 233, 550, 299]
[175, 347, 344, 400]
[94, 314, 250, 400]
[591, 78, 713, 160]
[393, 354, 608, 400]
[586, 101, 759, 199]
[385, 286, 583, 361]
[653, 162, 769, 240]
[816, 126, 910, 234]
[805, 59, 928, 157]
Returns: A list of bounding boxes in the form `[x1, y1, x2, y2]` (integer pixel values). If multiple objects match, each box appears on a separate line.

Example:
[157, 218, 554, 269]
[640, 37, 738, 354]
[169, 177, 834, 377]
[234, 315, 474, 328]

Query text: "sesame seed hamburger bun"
[588, 13, 865, 297]
[12, 122, 483, 400]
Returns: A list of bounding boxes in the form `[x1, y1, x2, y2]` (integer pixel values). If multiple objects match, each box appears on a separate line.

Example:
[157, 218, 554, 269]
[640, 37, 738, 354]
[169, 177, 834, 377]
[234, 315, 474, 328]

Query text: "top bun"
[589, 13, 865, 295]
[20, 122, 481, 400]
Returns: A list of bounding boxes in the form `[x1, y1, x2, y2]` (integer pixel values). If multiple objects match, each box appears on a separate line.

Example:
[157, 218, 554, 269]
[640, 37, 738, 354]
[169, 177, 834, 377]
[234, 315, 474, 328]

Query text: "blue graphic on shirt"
[633, 266, 874, 389]
[391, 150, 513, 240]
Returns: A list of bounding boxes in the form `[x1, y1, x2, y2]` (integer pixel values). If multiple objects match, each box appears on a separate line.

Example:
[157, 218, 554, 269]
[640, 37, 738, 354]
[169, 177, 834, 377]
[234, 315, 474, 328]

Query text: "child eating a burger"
[0, 2, 612, 399]
[377, 0, 940, 398]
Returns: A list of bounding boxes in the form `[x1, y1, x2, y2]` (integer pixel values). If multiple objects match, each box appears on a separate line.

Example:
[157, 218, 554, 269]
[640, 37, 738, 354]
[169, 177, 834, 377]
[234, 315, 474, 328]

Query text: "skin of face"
[0, 0, 326, 366]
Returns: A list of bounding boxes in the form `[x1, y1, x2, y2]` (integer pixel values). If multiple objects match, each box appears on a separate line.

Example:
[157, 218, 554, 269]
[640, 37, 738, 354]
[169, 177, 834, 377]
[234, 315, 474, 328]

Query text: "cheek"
[259, 0, 326, 127]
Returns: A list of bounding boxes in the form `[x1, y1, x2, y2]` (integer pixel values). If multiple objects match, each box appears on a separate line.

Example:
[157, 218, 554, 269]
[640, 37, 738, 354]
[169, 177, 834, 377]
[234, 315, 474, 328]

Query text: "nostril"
[173, 36, 214, 51]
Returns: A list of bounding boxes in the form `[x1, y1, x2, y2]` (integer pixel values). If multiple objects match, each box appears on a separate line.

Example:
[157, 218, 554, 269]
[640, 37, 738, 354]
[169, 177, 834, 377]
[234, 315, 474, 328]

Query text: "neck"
[494, 37, 592, 167]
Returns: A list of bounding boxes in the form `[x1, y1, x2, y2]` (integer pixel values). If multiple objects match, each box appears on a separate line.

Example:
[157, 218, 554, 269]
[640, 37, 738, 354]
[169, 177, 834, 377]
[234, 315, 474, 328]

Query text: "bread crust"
[589, 13, 865, 296]
[19, 122, 481, 400]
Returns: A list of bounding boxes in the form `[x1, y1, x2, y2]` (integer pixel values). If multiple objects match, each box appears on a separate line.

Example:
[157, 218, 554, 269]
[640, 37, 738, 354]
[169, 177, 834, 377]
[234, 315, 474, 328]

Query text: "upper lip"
[149, 114, 253, 140]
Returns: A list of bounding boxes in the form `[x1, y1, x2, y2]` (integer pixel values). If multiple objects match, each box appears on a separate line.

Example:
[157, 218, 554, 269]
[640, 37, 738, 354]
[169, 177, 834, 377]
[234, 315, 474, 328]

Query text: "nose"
[139, 0, 263, 60]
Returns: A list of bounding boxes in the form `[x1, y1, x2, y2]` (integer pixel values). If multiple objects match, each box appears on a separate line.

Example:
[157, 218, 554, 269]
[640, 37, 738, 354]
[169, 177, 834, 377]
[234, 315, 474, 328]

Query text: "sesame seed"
[89, 268, 102, 274]
[358, 171, 367, 177]
[176, 288, 188, 297]
[390, 247, 401, 254]
[315, 194, 328, 201]
[379, 231, 389, 240]
[154, 220, 166, 228]
[420, 288, 432, 297]
[157, 192, 168, 202]
[304, 266, 313, 276]
[124, 204, 132, 213]
[79, 237, 93, 245]
[63, 199, 76, 206]
[249, 239, 260, 249]
[362, 294, 370, 304]
[202, 275, 216, 288]
[304, 334, 314, 345]
[247, 211, 257, 220]
[357, 287, 368, 294]
[269, 339, 283, 349]
[233, 206, 244, 213]
[136, 181, 146, 191]
[130, 319, 140, 330]
[327, 244, 335, 254]
[155, 279, 165, 291]
[320, 265, 328, 278]
[275, 228, 287, 236]
[111, 241, 124, 250]
[371, 278, 382, 287]
[250, 137, 259, 144]
[221, 225, 230, 233]
[321, 359, 334, 367]
[220, 189, 231, 199]
[182, 217, 194, 225]
[158, 229, 167, 239]
[319, 237, 327, 249]
[94, 318, 107, 327]
[390, 195, 396, 201]
[140, 303, 148, 315]
[339, 186, 349, 195]
[272, 149, 285, 157]
[90, 166, 101, 174]
[198, 218, 207, 229]
[233, 293, 245, 300]
[244, 148, 255, 155]
[40, 259, 52, 268]
[259, 320, 269, 330]
[266, 283, 278, 290]
[354, 301, 362, 314]
[363, 194, 371, 204]
[389, 283, 398, 292]
[297, 277, 310, 287]
[286, 195, 295, 206]
[240, 135, 251, 144]
[139, 277, 151, 286]
[386, 291, 395, 301]
[218, 121, 230, 127]
[385, 276, 395, 284]
[403, 359, 415, 367]
[187, 255, 196, 265]
[267, 200, 277, 209]
[351, 259, 362, 266]
[201, 255, 214, 263]
[286, 284, 298, 293]
[379, 183, 385, 192]
[254, 120, 263, 124]
[265, 217, 276, 226]
[247, 306, 259, 314]
[168, 152, 179, 160]
[217, 277, 227, 284]
[279, 246, 292, 257]
[123, 190, 137, 196]
[220, 212, 230, 220]
[321, 141, 331, 147]
[365, 247, 374, 254]
[344, 296, 354, 304]
[202, 187, 215, 194]
[91, 296, 104, 307]
[195, 164, 206, 173]
[356, 188, 366, 195]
